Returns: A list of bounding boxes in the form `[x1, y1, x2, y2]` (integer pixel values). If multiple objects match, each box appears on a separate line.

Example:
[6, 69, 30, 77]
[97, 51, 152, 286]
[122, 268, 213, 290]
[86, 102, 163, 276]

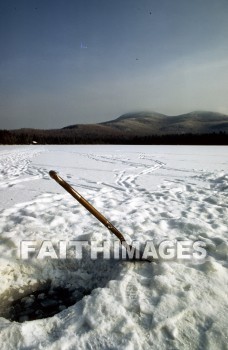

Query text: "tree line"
[0, 129, 227, 145]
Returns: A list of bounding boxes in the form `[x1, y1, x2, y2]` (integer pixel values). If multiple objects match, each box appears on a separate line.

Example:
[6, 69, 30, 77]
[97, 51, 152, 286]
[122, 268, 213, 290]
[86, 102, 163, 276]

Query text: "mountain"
[1, 111, 228, 145]
[63, 111, 228, 136]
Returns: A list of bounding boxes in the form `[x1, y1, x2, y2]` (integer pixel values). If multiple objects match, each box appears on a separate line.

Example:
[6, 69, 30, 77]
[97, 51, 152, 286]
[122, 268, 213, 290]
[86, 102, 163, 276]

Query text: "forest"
[0, 129, 227, 145]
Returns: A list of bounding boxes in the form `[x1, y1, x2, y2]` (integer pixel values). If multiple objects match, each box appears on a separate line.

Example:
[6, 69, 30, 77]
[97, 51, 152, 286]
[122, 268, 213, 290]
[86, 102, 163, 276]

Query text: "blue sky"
[1, 0, 228, 129]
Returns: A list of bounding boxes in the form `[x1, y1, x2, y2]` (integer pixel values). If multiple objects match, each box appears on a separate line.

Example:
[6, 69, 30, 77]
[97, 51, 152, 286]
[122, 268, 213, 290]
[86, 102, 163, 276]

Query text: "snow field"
[0, 145, 227, 349]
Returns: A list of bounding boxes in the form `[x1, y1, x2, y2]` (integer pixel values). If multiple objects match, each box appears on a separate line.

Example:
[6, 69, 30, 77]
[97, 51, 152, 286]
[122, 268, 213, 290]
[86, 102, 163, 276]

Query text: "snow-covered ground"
[0, 145, 227, 349]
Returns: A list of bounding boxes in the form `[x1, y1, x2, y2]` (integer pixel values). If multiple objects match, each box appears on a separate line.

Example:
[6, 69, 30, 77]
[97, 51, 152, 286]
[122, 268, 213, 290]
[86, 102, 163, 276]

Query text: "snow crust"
[0, 145, 227, 349]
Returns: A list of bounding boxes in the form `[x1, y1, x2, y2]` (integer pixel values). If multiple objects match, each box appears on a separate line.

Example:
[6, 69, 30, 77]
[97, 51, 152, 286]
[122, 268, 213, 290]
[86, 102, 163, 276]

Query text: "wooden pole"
[49, 170, 152, 262]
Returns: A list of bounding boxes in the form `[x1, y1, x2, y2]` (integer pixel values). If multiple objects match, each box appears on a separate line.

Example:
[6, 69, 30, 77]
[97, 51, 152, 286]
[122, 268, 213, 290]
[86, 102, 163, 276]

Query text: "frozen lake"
[0, 145, 227, 349]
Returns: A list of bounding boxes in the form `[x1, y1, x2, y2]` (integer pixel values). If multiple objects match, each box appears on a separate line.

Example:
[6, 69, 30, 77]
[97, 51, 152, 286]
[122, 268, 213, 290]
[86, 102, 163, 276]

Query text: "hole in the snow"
[0, 252, 124, 323]
[8, 284, 91, 323]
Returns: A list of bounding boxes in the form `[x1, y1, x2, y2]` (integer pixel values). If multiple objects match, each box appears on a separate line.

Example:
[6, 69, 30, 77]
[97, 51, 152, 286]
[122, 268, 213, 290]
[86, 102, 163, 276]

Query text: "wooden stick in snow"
[49, 170, 152, 262]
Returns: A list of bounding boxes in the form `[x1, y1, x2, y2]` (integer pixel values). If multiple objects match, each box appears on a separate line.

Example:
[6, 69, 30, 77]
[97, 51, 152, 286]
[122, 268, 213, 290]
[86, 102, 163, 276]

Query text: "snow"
[0, 145, 227, 349]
